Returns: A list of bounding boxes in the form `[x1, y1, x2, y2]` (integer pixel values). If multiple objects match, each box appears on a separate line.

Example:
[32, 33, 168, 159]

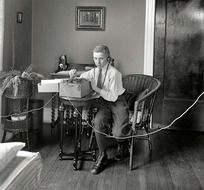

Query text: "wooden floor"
[30, 124, 204, 190]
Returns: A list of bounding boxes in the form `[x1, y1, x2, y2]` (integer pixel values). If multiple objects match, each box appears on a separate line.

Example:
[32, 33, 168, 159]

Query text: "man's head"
[93, 45, 110, 69]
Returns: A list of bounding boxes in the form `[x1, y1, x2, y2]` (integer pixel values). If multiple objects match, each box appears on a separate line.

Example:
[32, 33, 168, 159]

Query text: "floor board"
[15, 124, 204, 190]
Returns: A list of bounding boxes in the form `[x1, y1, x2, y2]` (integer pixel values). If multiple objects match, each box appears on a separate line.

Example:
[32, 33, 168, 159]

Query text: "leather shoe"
[91, 152, 107, 175]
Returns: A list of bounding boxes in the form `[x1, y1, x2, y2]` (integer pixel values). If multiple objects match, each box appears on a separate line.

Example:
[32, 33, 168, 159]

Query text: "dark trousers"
[93, 94, 131, 152]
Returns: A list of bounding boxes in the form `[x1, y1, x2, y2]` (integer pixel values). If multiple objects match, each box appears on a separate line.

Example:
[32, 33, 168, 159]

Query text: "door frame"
[144, 0, 155, 76]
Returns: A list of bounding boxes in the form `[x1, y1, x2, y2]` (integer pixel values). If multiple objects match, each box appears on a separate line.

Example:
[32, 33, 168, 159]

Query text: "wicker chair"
[89, 74, 161, 170]
[122, 74, 161, 170]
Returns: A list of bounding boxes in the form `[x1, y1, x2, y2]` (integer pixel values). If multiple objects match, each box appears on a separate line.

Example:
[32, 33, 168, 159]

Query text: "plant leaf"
[24, 64, 32, 73]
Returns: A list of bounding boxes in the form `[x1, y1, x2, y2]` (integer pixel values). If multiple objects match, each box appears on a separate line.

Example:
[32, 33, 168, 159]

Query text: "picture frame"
[75, 6, 105, 31]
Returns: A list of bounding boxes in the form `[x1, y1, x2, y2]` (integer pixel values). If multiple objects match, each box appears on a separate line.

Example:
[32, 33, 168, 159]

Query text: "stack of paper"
[38, 79, 66, 93]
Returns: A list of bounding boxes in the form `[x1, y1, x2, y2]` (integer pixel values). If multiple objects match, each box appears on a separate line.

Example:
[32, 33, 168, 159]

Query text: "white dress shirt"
[80, 63, 125, 102]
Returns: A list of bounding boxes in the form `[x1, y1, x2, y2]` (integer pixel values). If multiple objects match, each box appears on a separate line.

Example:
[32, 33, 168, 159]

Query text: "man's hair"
[93, 45, 110, 57]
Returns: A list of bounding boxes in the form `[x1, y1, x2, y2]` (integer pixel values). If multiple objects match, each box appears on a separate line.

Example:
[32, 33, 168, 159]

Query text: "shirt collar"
[98, 63, 109, 72]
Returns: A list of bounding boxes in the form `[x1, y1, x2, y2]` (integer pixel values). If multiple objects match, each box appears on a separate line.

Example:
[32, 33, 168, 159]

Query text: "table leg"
[51, 93, 56, 136]
[78, 107, 83, 153]
[57, 99, 98, 170]
[73, 108, 80, 170]
[59, 103, 65, 160]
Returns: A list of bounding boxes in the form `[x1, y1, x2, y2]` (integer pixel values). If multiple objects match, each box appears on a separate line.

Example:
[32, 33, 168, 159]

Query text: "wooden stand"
[1, 79, 31, 150]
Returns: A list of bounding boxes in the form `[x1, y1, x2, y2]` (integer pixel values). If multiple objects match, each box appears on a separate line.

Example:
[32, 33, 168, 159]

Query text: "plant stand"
[1, 79, 32, 150]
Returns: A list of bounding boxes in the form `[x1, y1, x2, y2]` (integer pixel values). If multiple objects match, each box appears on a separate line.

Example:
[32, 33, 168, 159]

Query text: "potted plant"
[0, 64, 44, 97]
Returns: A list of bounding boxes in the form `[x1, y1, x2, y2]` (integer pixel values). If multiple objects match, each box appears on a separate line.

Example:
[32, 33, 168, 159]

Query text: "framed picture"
[75, 6, 105, 31]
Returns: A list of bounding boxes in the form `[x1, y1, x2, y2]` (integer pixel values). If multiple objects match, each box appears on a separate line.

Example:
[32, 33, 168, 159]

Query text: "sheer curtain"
[0, 0, 3, 71]
[0, 0, 4, 129]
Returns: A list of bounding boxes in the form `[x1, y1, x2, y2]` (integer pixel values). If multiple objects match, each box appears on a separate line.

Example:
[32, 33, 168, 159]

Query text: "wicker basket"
[4, 116, 31, 132]
[4, 78, 32, 98]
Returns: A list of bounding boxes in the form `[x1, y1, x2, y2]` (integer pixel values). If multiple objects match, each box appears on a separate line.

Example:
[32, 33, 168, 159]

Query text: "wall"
[32, 0, 146, 77]
[3, 0, 32, 71]
[32, 0, 146, 122]
[1, 0, 32, 139]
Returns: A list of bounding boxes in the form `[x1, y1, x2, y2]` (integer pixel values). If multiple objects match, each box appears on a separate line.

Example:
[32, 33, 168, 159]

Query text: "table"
[58, 92, 100, 170]
[49, 63, 94, 135]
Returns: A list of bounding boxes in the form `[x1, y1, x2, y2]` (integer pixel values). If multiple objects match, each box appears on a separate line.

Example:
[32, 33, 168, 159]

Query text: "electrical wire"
[2, 90, 204, 140]
[0, 93, 58, 118]
[67, 91, 204, 140]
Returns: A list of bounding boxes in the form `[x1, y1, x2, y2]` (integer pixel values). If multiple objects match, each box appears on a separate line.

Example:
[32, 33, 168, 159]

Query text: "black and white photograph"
[0, 0, 204, 189]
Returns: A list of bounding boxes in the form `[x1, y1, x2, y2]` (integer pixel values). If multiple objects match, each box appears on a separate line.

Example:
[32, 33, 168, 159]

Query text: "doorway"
[154, 0, 204, 131]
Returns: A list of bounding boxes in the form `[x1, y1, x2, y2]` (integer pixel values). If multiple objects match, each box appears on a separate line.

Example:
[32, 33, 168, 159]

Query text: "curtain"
[0, 0, 4, 71]
[0, 0, 4, 127]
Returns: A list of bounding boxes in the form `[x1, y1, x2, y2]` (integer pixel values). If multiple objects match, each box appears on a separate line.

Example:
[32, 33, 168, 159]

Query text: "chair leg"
[20, 132, 23, 141]
[88, 130, 97, 161]
[26, 131, 30, 151]
[148, 138, 153, 159]
[1, 131, 7, 143]
[148, 136, 152, 152]
[88, 130, 94, 150]
[129, 137, 134, 170]
[145, 124, 152, 154]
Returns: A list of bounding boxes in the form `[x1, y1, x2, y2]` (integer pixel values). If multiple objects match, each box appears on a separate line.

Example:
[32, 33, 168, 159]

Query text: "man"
[80, 45, 131, 174]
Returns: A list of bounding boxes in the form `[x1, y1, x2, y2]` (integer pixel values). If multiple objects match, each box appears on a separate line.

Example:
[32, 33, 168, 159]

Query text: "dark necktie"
[97, 68, 102, 89]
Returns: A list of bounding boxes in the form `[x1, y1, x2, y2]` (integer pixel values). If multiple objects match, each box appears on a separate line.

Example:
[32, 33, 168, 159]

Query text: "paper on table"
[56, 71, 71, 75]
[41, 79, 65, 84]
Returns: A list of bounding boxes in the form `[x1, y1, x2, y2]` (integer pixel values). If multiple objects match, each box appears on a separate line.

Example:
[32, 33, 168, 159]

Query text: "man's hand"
[69, 69, 77, 79]
[91, 79, 101, 94]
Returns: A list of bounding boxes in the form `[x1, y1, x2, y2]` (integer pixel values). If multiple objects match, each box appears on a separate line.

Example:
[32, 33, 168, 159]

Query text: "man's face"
[93, 52, 108, 69]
